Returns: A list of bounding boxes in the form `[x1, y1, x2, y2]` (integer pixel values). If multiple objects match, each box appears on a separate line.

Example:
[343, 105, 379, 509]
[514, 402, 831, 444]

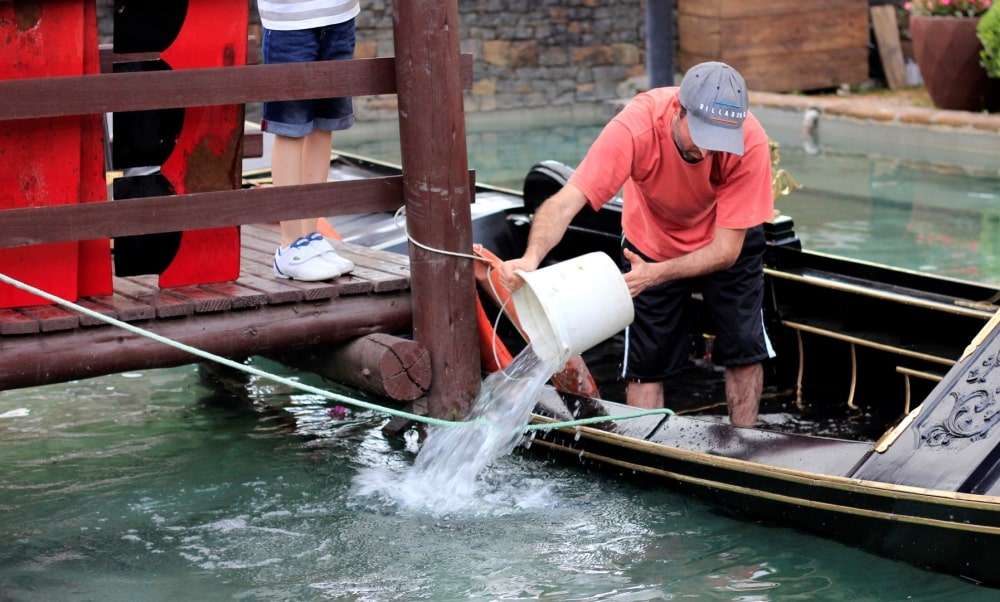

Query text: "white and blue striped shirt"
[257, 0, 360, 31]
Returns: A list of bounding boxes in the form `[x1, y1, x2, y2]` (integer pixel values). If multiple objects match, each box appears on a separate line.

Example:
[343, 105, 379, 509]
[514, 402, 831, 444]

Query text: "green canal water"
[3, 113, 1000, 599]
[1, 363, 995, 600]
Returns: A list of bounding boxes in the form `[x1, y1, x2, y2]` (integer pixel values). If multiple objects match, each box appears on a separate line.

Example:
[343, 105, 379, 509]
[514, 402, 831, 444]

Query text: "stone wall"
[96, 1, 647, 120]
[354, 0, 646, 118]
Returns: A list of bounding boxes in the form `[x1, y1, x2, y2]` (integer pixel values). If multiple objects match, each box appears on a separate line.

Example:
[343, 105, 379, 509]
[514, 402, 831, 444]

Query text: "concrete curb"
[750, 91, 1000, 135]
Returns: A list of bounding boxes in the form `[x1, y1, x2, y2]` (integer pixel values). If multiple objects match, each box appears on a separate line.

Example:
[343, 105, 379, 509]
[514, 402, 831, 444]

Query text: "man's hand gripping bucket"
[512, 252, 635, 365]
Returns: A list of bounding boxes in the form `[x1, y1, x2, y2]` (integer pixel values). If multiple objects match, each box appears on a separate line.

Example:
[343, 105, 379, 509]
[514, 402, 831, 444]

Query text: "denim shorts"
[261, 19, 356, 138]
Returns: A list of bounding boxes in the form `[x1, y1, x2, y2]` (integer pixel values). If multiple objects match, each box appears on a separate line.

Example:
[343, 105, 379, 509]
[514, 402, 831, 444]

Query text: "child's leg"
[302, 129, 333, 185]
[300, 129, 342, 239]
[272, 134, 313, 246]
[275, 130, 332, 245]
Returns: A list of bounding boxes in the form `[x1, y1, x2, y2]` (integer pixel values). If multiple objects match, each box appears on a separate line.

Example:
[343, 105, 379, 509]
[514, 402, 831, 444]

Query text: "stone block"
[509, 41, 539, 68]
[376, 39, 395, 57]
[483, 40, 512, 66]
[479, 95, 498, 112]
[512, 25, 535, 40]
[525, 93, 547, 107]
[497, 94, 520, 110]
[540, 47, 569, 66]
[552, 91, 576, 106]
[472, 78, 497, 97]
[612, 43, 640, 65]
[355, 40, 378, 60]
[572, 45, 615, 66]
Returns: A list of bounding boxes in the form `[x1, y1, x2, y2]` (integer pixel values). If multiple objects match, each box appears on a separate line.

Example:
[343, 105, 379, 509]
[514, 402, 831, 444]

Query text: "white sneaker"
[272, 232, 355, 281]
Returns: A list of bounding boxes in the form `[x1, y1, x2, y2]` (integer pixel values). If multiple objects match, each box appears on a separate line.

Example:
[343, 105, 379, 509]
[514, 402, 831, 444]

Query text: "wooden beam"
[0, 293, 412, 392]
[870, 5, 907, 90]
[0, 177, 405, 248]
[0, 54, 475, 121]
[242, 132, 264, 158]
[394, 0, 480, 419]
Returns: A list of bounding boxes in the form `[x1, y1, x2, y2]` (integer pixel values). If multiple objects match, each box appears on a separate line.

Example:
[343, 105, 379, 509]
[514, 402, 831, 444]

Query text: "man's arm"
[623, 227, 746, 297]
[497, 183, 589, 290]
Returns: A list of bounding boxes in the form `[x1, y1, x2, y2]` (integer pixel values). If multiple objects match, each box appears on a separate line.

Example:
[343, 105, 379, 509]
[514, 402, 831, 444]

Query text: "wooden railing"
[1, 1, 482, 419]
[0, 54, 474, 245]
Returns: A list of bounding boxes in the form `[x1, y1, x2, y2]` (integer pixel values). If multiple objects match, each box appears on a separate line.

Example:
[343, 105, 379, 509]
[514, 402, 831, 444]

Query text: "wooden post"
[392, 0, 480, 420]
[870, 5, 907, 91]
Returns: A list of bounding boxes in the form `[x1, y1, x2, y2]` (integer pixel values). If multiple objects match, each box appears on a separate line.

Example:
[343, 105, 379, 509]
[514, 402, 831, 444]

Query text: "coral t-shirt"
[568, 87, 773, 261]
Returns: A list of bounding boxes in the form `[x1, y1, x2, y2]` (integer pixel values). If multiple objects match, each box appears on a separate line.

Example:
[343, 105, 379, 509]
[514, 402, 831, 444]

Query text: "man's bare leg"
[627, 381, 664, 409]
[726, 363, 762, 427]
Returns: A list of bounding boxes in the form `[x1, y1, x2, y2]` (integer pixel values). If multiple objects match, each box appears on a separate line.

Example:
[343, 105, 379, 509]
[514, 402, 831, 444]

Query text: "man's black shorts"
[621, 226, 775, 381]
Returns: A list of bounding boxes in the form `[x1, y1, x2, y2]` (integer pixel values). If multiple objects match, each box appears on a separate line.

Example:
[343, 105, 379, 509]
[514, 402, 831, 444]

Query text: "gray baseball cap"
[678, 62, 749, 156]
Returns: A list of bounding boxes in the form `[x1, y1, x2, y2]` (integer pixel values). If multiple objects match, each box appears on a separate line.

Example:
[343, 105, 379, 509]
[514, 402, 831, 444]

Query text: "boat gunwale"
[792, 247, 1000, 294]
[765, 268, 997, 320]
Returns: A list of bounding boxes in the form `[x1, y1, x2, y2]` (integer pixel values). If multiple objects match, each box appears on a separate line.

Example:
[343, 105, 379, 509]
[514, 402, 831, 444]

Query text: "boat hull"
[531, 416, 1000, 586]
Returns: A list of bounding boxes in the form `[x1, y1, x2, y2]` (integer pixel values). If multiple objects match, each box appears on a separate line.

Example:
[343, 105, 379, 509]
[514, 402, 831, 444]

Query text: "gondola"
[251, 152, 1000, 586]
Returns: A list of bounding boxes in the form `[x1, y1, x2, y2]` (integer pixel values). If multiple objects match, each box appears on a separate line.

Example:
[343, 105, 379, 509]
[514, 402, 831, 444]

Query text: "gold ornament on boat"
[770, 140, 801, 201]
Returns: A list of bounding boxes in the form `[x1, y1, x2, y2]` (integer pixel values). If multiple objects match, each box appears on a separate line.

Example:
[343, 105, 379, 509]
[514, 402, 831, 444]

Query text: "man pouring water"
[499, 62, 775, 427]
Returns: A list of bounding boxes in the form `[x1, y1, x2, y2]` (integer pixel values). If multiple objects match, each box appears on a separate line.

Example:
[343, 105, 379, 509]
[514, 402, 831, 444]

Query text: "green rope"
[0, 272, 672, 433]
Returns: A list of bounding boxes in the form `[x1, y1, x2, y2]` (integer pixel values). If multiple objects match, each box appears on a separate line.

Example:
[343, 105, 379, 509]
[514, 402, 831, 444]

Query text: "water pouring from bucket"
[354, 252, 634, 513]
[512, 252, 635, 366]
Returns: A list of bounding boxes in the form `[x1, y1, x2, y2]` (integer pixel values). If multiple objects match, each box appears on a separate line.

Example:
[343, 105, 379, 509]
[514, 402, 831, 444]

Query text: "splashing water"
[354, 346, 560, 514]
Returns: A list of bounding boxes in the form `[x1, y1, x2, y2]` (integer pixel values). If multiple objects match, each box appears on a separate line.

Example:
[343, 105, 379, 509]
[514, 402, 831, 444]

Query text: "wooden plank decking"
[0, 225, 413, 390]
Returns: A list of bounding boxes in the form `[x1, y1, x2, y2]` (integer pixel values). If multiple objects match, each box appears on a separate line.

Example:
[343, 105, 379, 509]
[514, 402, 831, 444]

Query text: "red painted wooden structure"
[111, 1, 247, 287]
[0, 0, 481, 418]
[0, 1, 111, 308]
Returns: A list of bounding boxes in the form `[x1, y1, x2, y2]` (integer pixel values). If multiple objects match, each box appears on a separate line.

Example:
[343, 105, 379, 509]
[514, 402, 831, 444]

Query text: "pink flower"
[940, 0, 951, 5]
[904, 1, 912, 8]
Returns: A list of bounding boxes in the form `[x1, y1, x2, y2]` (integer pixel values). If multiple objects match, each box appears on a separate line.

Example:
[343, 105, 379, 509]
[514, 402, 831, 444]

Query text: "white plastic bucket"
[512, 252, 634, 365]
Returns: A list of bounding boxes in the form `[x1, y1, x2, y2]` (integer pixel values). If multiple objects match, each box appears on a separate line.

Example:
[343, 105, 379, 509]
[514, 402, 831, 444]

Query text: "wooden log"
[0, 292, 412, 392]
[280, 334, 431, 401]
[393, 0, 481, 420]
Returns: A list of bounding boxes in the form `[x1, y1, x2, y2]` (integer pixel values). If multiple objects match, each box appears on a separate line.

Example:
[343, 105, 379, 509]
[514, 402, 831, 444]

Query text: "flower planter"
[910, 15, 991, 111]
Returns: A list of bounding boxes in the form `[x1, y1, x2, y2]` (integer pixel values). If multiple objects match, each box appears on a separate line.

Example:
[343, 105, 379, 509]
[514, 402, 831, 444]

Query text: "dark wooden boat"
[514, 160, 1000, 587]
[255, 152, 1000, 586]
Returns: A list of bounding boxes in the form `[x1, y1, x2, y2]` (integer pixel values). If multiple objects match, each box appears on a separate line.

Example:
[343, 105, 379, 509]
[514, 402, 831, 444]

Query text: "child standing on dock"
[258, 0, 360, 281]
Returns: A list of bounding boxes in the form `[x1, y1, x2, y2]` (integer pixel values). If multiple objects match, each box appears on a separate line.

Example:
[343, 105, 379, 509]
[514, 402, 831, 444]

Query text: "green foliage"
[980, 4, 1000, 78]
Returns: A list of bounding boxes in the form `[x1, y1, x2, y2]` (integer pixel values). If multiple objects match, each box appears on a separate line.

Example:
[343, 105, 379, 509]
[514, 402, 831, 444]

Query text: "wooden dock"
[0, 0, 481, 415]
[0, 226, 413, 391]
